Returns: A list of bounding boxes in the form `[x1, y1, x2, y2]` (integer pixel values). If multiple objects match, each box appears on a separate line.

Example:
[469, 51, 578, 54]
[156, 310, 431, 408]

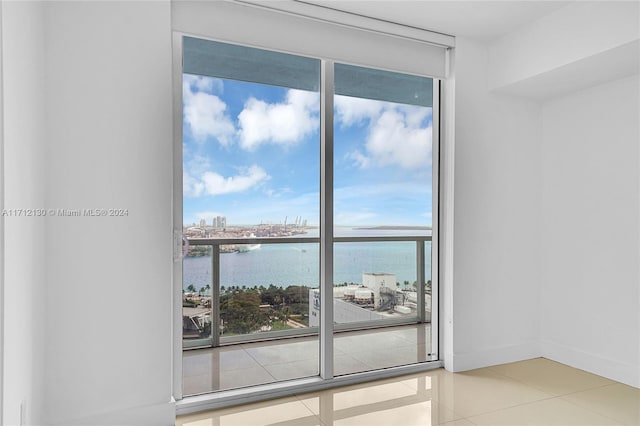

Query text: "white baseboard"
[53, 399, 176, 426]
[541, 340, 640, 388]
[448, 341, 541, 372]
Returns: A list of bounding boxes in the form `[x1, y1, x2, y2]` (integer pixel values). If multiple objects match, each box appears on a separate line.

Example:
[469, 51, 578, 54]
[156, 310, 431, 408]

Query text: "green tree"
[220, 290, 270, 335]
[187, 284, 196, 294]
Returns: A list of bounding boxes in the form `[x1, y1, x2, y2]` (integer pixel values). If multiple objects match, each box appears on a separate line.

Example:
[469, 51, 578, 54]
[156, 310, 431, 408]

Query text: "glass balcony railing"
[182, 235, 432, 349]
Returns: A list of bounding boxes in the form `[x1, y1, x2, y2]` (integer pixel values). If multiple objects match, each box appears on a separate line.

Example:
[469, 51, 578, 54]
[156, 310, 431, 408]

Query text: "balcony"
[182, 235, 436, 396]
[184, 323, 431, 395]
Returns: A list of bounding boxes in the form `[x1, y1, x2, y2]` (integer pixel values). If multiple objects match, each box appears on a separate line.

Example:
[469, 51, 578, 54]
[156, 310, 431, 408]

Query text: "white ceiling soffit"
[233, 0, 456, 47]
[493, 39, 640, 101]
[296, 0, 572, 42]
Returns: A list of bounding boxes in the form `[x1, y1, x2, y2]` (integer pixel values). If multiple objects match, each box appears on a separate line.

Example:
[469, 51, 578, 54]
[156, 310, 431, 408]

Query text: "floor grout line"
[559, 390, 630, 426]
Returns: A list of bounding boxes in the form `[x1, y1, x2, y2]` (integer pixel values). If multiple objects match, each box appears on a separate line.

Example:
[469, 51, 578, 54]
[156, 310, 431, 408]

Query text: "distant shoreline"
[354, 225, 432, 231]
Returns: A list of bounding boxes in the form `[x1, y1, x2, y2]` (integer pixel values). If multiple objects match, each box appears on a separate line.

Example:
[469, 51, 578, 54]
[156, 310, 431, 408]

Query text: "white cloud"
[184, 162, 270, 198]
[345, 150, 371, 169]
[200, 165, 270, 196]
[185, 155, 212, 175]
[366, 109, 432, 169]
[335, 95, 385, 127]
[183, 75, 235, 145]
[238, 89, 319, 150]
[184, 74, 224, 94]
[183, 155, 212, 197]
[335, 95, 432, 170]
[264, 187, 294, 198]
[183, 171, 205, 197]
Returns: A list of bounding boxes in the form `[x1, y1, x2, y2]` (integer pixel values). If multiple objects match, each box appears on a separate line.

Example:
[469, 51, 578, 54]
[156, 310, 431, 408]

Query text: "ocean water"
[183, 229, 432, 291]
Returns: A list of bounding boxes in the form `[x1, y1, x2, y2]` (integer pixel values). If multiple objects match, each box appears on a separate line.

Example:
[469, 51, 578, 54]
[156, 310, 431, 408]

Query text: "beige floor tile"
[176, 397, 320, 426]
[427, 368, 553, 418]
[488, 358, 614, 396]
[468, 397, 623, 426]
[439, 420, 477, 426]
[298, 380, 462, 425]
[392, 373, 435, 393]
[178, 359, 636, 426]
[329, 400, 458, 425]
[298, 381, 417, 413]
[562, 383, 640, 425]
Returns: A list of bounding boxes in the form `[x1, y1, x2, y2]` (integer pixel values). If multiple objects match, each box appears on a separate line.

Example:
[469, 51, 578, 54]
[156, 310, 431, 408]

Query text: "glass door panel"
[332, 62, 433, 375]
[182, 37, 320, 394]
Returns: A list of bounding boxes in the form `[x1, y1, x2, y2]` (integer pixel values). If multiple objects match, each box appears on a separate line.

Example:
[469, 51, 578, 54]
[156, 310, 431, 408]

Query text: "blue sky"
[183, 74, 433, 227]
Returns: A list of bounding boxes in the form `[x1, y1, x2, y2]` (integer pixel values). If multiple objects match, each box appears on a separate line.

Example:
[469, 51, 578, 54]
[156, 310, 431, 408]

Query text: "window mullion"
[319, 60, 334, 380]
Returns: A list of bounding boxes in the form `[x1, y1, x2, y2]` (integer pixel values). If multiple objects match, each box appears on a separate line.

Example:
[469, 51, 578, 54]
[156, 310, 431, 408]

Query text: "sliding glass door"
[180, 36, 437, 396]
[332, 63, 436, 375]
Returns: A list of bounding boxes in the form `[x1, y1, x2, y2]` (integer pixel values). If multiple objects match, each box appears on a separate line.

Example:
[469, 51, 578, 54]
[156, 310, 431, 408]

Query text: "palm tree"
[187, 284, 196, 294]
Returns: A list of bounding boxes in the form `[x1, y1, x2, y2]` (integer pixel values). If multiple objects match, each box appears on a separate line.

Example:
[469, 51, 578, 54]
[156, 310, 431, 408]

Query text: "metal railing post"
[416, 240, 426, 323]
[211, 244, 221, 347]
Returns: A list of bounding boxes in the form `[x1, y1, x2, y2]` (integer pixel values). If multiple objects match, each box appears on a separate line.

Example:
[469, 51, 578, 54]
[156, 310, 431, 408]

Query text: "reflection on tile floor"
[177, 358, 640, 426]
[183, 324, 431, 395]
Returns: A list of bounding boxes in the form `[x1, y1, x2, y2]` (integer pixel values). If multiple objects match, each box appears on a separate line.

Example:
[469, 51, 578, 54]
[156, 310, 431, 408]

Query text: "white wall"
[1, 1, 47, 424]
[450, 2, 640, 388]
[3, 1, 176, 424]
[540, 75, 640, 387]
[41, 1, 175, 423]
[450, 38, 543, 371]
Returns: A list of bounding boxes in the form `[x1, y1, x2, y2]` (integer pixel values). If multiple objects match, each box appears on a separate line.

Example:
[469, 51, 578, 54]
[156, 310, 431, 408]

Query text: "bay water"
[183, 228, 432, 292]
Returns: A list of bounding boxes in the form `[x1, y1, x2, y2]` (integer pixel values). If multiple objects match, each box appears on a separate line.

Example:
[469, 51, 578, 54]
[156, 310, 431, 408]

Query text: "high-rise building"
[212, 215, 227, 228]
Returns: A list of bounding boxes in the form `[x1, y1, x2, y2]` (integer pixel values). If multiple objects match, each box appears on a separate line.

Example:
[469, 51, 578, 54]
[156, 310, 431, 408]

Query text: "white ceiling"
[300, 1, 572, 42]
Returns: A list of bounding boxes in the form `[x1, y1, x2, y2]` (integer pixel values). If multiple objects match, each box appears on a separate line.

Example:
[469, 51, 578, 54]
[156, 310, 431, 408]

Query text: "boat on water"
[237, 243, 261, 253]
[237, 233, 261, 253]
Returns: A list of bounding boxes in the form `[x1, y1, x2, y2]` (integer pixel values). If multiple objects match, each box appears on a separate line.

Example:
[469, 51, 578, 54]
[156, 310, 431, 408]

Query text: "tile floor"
[183, 324, 432, 395]
[176, 358, 640, 426]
